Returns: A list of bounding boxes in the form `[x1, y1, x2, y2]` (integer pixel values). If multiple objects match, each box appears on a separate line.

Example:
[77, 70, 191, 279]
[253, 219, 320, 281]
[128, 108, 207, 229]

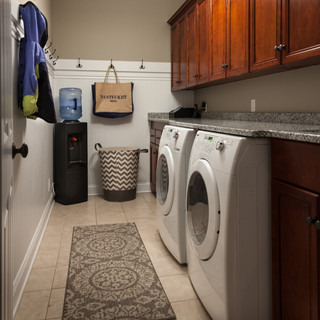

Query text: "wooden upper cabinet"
[187, 0, 210, 87]
[170, 16, 187, 91]
[171, 23, 180, 91]
[169, 0, 320, 90]
[209, 0, 226, 81]
[250, 0, 281, 71]
[226, 0, 249, 77]
[186, 6, 197, 87]
[209, 0, 249, 80]
[196, 0, 209, 85]
[180, 15, 188, 89]
[281, 0, 320, 64]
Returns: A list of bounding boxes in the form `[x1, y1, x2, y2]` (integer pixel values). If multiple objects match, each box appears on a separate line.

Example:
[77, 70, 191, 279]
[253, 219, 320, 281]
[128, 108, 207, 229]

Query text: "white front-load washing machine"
[186, 130, 272, 320]
[156, 125, 195, 264]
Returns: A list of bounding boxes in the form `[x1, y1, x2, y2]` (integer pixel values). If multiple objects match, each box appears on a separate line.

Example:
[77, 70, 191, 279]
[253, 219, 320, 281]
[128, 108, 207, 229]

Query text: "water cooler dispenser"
[54, 122, 88, 205]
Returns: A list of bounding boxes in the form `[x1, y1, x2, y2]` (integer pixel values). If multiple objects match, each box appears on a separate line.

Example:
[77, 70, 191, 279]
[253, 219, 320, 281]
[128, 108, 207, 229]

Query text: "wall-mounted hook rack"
[139, 59, 145, 70]
[53, 55, 59, 65]
[76, 58, 83, 68]
[49, 49, 56, 59]
[45, 41, 52, 54]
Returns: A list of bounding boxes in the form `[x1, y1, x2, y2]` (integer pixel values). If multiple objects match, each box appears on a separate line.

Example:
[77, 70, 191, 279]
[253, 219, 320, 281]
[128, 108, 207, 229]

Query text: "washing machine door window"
[156, 145, 174, 215]
[187, 159, 220, 261]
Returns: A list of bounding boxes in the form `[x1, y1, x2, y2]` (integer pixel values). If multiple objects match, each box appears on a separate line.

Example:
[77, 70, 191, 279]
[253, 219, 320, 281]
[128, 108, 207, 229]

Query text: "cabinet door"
[180, 15, 188, 89]
[197, 0, 209, 85]
[150, 143, 158, 193]
[208, 0, 227, 81]
[250, 0, 281, 71]
[272, 180, 319, 320]
[187, 6, 197, 87]
[281, 0, 320, 64]
[226, 0, 249, 77]
[171, 23, 180, 91]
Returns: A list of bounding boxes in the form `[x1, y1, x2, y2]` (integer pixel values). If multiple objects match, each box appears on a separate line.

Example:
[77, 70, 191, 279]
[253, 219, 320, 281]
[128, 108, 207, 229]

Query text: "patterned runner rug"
[63, 223, 176, 320]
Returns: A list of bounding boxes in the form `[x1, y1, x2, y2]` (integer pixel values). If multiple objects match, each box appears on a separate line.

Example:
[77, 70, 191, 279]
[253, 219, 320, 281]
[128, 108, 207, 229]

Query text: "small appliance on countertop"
[169, 105, 201, 118]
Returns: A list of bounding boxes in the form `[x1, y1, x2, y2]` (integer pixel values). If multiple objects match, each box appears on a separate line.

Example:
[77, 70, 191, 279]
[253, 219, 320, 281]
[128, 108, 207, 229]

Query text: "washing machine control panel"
[166, 128, 179, 140]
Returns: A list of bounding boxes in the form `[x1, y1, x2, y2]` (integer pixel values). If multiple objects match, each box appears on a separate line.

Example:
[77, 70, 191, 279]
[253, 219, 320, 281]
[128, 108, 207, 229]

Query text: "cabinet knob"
[306, 217, 320, 230]
[192, 74, 199, 78]
[274, 44, 286, 51]
[221, 64, 228, 69]
[306, 216, 316, 225]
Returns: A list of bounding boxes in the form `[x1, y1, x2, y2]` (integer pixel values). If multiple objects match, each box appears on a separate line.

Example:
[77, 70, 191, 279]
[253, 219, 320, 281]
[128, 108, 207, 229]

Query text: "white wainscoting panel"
[53, 59, 194, 195]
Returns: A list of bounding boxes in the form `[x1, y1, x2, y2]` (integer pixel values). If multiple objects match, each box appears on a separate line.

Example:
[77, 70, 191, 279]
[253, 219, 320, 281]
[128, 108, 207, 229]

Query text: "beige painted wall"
[195, 65, 320, 113]
[52, 0, 184, 62]
[19, 0, 53, 41]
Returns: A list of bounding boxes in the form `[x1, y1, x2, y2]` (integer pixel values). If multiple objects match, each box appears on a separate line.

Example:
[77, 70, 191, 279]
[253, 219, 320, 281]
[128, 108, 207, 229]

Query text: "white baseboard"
[13, 193, 55, 317]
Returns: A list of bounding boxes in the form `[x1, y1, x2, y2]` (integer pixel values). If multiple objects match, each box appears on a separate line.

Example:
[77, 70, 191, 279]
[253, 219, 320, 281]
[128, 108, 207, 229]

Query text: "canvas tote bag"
[92, 66, 134, 118]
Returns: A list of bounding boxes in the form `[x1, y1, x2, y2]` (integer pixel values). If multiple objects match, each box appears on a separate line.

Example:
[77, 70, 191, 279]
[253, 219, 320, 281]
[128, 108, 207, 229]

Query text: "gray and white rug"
[63, 223, 176, 320]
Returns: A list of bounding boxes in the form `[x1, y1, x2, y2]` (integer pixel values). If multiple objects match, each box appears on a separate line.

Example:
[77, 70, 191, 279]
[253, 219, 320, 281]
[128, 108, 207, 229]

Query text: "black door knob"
[12, 143, 28, 159]
[306, 216, 316, 225]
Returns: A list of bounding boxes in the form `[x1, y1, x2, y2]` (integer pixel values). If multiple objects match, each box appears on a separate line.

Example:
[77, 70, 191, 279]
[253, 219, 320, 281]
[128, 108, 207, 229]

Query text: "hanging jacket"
[18, 1, 56, 123]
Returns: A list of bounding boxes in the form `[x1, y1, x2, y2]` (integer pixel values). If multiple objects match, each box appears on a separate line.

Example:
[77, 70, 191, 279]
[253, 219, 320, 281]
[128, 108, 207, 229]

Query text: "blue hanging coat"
[18, 1, 56, 123]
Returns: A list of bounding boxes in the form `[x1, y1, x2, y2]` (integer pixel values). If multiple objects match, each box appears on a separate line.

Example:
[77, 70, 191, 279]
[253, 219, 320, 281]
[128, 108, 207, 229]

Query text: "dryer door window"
[187, 159, 220, 260]
[156, 145, 175, 215]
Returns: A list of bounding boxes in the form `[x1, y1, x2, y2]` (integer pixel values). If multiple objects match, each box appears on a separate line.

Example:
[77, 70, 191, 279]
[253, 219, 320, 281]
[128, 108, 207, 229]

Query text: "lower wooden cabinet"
[150, 122, 166, 194]
[150, 142, 158, 193]
[272, 139, 320, 320]
[272, 180, 320, 320]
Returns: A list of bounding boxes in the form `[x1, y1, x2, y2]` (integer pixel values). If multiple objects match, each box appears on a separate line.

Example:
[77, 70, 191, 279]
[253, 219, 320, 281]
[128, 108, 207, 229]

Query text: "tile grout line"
[44, 204, 65, 320]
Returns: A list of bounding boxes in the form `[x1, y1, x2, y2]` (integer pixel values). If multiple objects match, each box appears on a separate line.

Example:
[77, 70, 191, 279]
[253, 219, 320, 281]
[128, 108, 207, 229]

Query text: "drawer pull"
[306, 216, 316, 225]
[306, 217, 320, 230]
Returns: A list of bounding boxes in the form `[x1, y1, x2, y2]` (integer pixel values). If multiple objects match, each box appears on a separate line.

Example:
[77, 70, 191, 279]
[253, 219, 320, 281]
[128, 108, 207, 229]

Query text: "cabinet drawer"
[150, 129, 156, 144]
[156, 130, 162, 146]
[271, 139, 320, 193]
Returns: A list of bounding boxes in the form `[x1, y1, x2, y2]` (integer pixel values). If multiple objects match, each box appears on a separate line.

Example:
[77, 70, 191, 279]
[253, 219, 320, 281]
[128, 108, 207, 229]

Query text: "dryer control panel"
[200, 134, 234, 154]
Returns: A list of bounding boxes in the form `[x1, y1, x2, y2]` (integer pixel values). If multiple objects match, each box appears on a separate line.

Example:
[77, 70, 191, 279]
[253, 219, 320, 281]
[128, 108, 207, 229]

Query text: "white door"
[156, 145, 175, 216]
[1, 0, 14, 319]
[187, 159, 221, 260]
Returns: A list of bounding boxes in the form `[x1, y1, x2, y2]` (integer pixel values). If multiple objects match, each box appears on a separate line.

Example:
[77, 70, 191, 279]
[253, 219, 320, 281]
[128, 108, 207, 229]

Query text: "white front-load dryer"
[156, 125, 195, 264]
[186, 130, 272, 320]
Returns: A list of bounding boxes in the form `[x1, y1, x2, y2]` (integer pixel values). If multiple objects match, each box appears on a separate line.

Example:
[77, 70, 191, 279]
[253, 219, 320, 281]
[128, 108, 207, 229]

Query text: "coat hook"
[109, 59, 115, 69]
[76, 58, 82, 68]
[45, 41, 52, 54]
[53, 55, 59, 65]
[49, 48, 56, 59]
[139, 59, 145, 70]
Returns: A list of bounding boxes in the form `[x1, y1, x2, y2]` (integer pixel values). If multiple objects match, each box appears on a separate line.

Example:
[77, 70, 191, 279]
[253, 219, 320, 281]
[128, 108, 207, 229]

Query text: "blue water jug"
[59, 88, 82, 121]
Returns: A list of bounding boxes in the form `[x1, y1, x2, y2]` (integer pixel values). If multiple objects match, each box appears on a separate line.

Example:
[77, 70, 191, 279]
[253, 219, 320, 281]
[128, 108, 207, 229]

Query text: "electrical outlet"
[48, 178, 51, 193]
[201, 100, 207, 112]
[251, 99, 256, 112]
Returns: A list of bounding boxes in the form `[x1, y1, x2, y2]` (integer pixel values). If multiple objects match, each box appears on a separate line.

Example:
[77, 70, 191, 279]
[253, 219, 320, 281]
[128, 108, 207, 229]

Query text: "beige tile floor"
[14, 193, 212, 320]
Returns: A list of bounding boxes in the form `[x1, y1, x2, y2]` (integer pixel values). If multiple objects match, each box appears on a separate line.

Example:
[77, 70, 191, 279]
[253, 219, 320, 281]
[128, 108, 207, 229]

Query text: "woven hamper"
[96, 146, 145, 202]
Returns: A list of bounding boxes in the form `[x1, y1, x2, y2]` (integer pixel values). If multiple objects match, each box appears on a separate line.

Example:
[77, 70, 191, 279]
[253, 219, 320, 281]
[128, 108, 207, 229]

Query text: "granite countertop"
[148, 112, 320, 144]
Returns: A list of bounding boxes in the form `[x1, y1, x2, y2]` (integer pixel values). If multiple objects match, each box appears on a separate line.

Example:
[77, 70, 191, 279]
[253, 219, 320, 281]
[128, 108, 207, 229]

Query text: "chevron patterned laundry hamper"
[96, 146, 146, 202]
